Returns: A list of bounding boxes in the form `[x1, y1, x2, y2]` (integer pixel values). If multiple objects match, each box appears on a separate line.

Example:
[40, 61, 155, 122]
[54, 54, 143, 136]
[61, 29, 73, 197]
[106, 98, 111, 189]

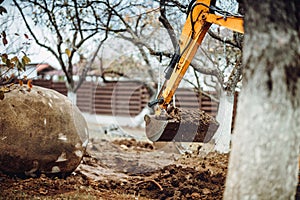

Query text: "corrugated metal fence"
[33, 80, 219, 117]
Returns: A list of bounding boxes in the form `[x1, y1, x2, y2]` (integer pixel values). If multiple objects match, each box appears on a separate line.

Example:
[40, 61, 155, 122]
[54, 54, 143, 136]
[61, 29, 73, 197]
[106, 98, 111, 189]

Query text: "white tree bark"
[224, 1, 300, 198]
[224, 82, 300, 199]
[67, 90, 77, 105]
[213, 91, 234, 153]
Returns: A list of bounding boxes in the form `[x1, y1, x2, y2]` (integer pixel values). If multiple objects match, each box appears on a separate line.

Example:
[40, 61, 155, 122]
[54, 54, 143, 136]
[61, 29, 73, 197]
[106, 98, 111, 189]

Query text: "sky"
[1, 0, 61, 69]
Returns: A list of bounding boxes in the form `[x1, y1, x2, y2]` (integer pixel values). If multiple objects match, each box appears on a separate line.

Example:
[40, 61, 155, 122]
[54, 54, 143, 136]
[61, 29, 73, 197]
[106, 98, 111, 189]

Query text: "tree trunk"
[67, 83, 77, 105]
[213, 91, 234, 153]
[224, 0, 300, 199]
[67, 90, 77, 105]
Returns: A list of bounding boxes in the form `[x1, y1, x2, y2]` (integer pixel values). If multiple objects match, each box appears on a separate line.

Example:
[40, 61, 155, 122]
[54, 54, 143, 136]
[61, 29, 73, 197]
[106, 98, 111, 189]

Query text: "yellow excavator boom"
[156, 0, 244, 110]
[145, 0, 244, 142]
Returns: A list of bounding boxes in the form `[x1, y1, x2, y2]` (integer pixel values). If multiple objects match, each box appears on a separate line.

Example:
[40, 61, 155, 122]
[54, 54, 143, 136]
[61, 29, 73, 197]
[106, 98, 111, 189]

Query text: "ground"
[0, 128, 229, 200]
[0, 125, 299, 200]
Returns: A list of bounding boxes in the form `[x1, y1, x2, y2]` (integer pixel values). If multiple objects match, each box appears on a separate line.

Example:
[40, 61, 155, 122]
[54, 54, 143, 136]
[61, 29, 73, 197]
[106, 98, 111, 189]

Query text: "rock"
[202, 188, 211, 195]
[0, 85, 89, 176]
[191, 192, 201, 199]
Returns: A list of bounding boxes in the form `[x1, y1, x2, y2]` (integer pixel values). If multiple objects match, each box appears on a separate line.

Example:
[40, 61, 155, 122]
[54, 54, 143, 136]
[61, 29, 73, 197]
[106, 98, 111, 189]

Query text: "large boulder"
[0, 85, 89, 176]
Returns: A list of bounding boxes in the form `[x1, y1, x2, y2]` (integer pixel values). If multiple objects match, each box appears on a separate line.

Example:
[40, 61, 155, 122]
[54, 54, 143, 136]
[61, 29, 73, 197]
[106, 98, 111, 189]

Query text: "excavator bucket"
[144, 107, 219, 143]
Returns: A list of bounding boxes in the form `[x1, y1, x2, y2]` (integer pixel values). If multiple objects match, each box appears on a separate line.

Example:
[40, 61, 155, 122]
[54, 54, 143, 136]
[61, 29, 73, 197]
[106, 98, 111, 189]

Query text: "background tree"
[12, 0, 108, 101]
[224, 0, 300, 198]
[84, 0, 245, 149]
[10, 0, 245, 147]
[98, 0, 171, 83]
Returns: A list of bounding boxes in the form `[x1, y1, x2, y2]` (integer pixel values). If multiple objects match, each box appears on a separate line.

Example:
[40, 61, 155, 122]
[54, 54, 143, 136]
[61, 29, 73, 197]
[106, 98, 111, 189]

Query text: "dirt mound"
[112, 138, 154, 150]
[138, 164, 225, 199]
[0, 173, 87, 197]
[85, 164, 225, 199]
[76, 147, 228, 199]
[0, 139, 228, 199]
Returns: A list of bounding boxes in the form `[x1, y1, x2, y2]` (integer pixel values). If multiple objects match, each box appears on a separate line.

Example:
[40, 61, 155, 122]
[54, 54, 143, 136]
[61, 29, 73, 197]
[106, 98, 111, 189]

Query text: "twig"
[208, 30, 242, 50]
[183, 78, 219, 102]
[136, 179, 163, 191]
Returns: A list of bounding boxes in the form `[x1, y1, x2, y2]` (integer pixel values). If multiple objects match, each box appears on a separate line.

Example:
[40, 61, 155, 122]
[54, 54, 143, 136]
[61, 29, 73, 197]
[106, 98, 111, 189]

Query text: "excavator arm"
[150, 0, 244, 110]
[145, 0, 244, 142]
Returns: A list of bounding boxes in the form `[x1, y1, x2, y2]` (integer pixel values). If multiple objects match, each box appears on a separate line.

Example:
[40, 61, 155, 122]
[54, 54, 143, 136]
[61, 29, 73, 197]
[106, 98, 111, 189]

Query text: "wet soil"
[0, 138, 229, 199]
[146, 106, 219, 142]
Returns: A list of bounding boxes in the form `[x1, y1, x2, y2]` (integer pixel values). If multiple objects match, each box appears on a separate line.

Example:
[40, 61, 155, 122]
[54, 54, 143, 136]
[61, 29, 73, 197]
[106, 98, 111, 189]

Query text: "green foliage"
[0, 3, 31, 100]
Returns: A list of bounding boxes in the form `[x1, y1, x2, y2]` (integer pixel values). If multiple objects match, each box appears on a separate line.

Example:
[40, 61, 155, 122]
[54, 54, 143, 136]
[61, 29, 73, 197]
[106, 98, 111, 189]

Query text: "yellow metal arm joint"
[204, 13, 244, 34]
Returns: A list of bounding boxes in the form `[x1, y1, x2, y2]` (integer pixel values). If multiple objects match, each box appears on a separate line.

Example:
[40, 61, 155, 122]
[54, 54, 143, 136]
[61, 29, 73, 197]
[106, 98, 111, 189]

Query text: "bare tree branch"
[76, 12, 110, 90]
[73, 0, 83, 39]
[190, 60, 224, 86]
[159, 0, 178, 50]
[183, 77, 219, 102]
[208, 30, 242, 50]
[13, 0, 105, 91]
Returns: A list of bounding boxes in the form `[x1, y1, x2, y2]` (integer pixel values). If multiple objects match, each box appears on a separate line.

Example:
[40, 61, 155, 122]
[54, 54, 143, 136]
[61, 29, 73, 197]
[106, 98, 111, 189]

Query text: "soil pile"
[0, 138, 227, 199]
[145, 106, 219, 142]
[1, 138, 299, 199]
[2, 138, 298, 199]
